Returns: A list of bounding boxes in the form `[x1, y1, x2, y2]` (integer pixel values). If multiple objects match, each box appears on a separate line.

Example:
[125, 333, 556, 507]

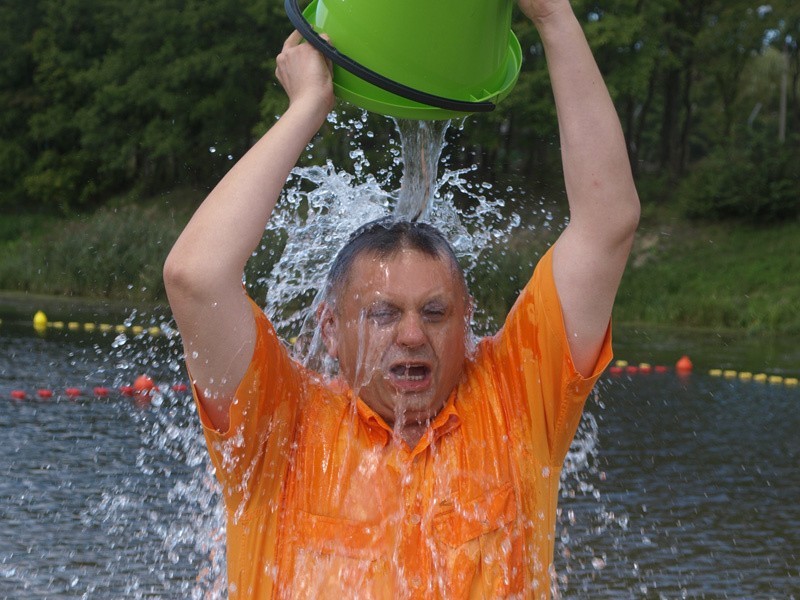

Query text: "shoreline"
[0, 290, 170, 324]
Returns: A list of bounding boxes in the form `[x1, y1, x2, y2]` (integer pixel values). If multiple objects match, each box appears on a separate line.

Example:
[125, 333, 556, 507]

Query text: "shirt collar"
[352, 390, 462, 452]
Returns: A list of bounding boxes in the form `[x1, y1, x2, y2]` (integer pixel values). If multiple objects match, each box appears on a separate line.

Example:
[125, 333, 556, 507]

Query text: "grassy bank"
[615, 208, 800, 334]
[2, 196, 799, 334]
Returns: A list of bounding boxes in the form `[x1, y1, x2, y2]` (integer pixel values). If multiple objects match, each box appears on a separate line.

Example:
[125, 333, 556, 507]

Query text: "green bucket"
[285, 0, 522, 120]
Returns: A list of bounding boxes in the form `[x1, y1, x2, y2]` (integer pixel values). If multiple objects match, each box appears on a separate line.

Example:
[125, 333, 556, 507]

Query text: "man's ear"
[316, 301, 339, 359]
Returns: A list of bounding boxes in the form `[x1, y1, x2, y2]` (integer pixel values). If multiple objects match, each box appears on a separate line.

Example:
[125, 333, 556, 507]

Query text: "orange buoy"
[10, 390, 27, 400]
[133, 375, 157, 395]
[675, 356, 693, 373]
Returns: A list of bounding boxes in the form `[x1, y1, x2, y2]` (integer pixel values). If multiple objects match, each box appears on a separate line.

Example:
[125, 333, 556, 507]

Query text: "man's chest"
[272, 411, 524, 599]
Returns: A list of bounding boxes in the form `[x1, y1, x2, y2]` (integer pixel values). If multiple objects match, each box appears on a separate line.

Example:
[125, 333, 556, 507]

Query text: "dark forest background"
[1, 0, 798, 222]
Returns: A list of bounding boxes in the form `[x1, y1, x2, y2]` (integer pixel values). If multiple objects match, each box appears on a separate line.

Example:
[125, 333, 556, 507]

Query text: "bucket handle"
[285, 0, 496, 114]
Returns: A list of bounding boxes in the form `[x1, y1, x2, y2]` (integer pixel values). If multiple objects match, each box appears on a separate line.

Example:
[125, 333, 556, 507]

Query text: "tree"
[0, 0, 41, 209]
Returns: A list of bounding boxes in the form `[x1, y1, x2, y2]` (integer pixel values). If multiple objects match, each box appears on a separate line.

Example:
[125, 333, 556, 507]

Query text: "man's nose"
[396, 313, 426, 347]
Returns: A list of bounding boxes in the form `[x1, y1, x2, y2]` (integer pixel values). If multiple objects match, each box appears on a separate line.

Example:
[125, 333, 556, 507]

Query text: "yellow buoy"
[768, 375, 784, 385]
[115, 325, 127, 333]
[614, 360, 629, 368]
[84, 323, 96, 332]
[131, 325, 144, 335]
[33, 310, 48, 329]
[99, 323, 113, 332]
[753, 373, 768, 383]
[738, 372, 753, 381]
[52, 321, 64, 329]
[723, 370, 738, 379]
[709, 369, 723, 377]
[785, 378, 798, 387]
[147, 326, 162, 336]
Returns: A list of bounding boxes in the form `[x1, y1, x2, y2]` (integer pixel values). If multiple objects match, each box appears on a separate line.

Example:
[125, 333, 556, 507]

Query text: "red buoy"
[93, 387, 110, 397]
[10, 390, 27, 400]
[37, 389, 54, 399]
[654, 366, 669, 374]
[133, 375, 156, 395]
[676, 356, 693, 373]
[120, 386, 136, 397]
[65, 388, 82, 398]
[172, 383, 188, 393]
[609, 366, 624, 376]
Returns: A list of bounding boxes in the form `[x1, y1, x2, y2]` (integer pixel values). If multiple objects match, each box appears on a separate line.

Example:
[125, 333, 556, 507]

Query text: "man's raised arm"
[163, 32, 334, 432]
[522, 0, 640, 376]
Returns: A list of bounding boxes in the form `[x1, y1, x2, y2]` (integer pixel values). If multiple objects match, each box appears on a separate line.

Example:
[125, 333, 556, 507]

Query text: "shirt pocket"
[287, 511, 388, 600]
[432, 481, 522, 597]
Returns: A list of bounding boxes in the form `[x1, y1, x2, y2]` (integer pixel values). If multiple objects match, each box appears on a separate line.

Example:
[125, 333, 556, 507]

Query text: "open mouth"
[387, 362, 432, 392]
[390, 364, 430, 380]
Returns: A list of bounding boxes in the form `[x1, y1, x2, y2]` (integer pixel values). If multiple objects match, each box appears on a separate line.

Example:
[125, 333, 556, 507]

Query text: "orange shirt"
[194, 246, 612, 599]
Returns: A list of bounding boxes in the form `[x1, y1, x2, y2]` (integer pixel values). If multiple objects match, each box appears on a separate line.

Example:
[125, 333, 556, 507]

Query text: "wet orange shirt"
[194, 247, 612, 599]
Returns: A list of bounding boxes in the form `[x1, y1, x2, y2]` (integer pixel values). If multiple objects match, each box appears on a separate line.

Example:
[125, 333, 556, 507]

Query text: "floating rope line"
[607, 358, 798, 387]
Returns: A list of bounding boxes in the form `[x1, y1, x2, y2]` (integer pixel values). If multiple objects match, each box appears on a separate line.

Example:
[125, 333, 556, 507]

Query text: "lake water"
[1, 308, 798, 599]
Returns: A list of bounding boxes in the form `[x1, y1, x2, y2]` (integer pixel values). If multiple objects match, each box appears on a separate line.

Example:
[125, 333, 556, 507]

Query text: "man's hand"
[276, 30, 335, 116]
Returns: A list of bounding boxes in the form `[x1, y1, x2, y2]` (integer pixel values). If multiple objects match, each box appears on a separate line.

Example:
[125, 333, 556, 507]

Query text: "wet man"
[163, 0, 639, 597]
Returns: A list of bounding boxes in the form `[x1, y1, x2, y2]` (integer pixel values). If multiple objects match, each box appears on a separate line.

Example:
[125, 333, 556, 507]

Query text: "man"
[163, 0, 639, 597]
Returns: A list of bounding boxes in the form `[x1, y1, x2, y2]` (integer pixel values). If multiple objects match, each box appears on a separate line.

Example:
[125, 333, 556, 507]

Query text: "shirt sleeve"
[488, 245, 613, 465]
[191, 296, 305, 519]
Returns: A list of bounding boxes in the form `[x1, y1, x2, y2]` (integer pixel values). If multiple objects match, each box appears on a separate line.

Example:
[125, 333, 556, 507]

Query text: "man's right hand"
[276, 30, 335, 116]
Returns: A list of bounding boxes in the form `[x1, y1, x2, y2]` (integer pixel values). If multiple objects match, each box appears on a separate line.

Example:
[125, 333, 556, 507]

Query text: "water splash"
[258, 111, 521, 367]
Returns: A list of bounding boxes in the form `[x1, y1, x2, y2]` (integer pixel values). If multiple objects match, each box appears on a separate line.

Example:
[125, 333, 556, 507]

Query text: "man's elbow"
[619, 191, 641, 242]
[163, 248, 205, 304]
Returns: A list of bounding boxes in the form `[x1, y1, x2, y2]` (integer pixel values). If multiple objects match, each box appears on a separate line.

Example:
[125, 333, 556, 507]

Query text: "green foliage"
[0, 202, 189, 301]
[679, 134, 800, 223]
[0, 0, 41, 207]
[1, 0, 799, 213]
[616, 218, 800, 333]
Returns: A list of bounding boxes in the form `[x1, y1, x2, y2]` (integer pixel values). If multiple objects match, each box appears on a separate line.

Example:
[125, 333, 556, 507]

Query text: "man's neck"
[397, 422, 428, 449]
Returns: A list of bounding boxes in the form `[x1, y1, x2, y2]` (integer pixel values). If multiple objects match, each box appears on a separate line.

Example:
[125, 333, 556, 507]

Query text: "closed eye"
[367, 304, 400, 325]
[422, 303, 447, 322]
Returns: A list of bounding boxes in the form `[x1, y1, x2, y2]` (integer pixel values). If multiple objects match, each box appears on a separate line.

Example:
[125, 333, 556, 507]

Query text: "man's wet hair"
[324, 217, 467, 303]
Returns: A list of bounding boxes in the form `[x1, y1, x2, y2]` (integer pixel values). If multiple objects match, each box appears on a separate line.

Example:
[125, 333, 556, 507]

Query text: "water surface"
[2, 318, 798, 598]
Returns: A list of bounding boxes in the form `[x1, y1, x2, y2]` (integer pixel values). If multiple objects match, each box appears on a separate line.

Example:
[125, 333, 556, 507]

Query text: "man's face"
[322, 247, 471, 427]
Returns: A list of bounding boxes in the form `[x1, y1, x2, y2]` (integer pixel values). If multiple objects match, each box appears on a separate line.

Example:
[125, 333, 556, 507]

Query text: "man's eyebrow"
[369, 299, 396, 308]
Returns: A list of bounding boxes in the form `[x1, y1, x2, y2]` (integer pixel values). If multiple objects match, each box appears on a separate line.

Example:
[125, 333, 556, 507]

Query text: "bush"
[679, 134, 800, 224]
[0, 203, 187, 301]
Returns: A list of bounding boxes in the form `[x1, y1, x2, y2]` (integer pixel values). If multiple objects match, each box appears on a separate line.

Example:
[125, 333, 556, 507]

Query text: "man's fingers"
[283, 29, 303, 51]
